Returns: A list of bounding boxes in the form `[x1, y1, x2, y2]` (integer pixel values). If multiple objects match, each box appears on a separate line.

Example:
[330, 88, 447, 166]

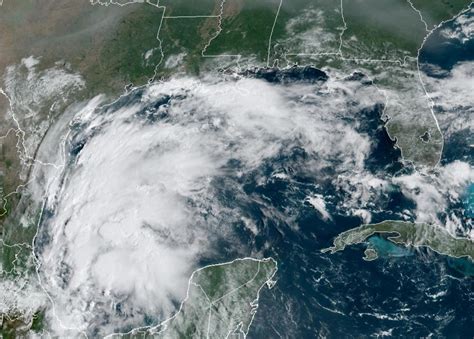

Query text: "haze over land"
[0, 0, 473, 337]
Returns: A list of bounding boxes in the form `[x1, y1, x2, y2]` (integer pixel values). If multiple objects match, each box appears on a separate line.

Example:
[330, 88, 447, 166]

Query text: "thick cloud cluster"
[32, 75, 383, 335]
[31, 74, 472, 335]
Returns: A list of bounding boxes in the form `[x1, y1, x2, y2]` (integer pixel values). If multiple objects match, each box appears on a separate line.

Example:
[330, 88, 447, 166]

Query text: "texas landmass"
[0, 0, 472, 337]
[1, 0, 472, 224]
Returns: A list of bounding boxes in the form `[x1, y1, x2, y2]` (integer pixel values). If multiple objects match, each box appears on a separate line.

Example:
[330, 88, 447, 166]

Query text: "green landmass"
[363, 248, 379, 261]
[0, 1, 221, 233]
[0, 0, 472, 334]
[159, 0, 217, 17]
[0, 2, 162, 248]
[1, 310, 45, 338]
[158, 16, 219, 75]
[29, 311, 45, 333]
[411, 0, 472, 28]
[341, 0, 426, 60]
[278, 0, 469, 167]
[205, 0, 284, 61]
[110, 258, 277, 338]
[0, 1, 175, 95]
[322, 220, 474, 261]
[0, 239, 43, 337]
[87, 5, 164, 91]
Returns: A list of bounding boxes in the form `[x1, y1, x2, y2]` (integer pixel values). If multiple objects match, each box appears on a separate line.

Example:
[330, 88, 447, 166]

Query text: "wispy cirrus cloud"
[33, 74, 383, 335]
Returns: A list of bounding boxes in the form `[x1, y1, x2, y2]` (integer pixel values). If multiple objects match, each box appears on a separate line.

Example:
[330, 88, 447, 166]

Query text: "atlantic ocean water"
[57, 9, 474, 336]
[248, 7, 474, 338]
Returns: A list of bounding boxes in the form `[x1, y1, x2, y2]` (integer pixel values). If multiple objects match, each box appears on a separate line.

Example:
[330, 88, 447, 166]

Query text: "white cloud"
[3, 56, 85, 179]
[439, 8, 474, 44]
[305, 194, 331, 221]
[284, 8, 338, 54]
[352, 209, 372, 224]
[423, 61, 474, 137]
[21, 58, 472, 336]
[31, 74, 383, 335]
[335, 171, 390, 214]
[0, 243, 46, 329]
[392, 161, 474, 231]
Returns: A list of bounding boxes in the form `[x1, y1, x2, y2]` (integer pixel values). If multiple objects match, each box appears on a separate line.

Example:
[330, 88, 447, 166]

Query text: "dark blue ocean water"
[466, 184, 474, 218]
[419, 5, 474, 76]
[246, 122, 474, 337]
[420, 5, 474, 168]
[240, 104, 474, 337]
[77, 8, 473, 336]
[247, 9, 474, 338]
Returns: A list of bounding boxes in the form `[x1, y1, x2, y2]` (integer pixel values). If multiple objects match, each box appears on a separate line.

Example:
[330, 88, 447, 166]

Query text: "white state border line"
[412, 1, 474, 167]
[89, 0, 415, 75]
[91, 0, 230, 81]
[105, 257, 278, 339]
[0, 87, 64, 170]
[174, 0, 453, 167]
[0, 0, 471, 336]
[163, 15, 220, 19]
[201, 0, 227, 57]
[266, 0, 283, 67]
[407, 0, 430, 32]
[338, 0, 348, 56]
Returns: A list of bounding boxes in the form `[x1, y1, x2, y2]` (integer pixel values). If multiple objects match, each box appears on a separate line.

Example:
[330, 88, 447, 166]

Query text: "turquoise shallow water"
[464, 183, 474, 218]
[447, 257, 474, 276]
[368, 236, 413, 258]
[63, 8, 472, 335]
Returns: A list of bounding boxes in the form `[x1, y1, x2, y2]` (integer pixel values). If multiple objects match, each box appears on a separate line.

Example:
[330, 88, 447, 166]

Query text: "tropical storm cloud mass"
[21, 72, 470, 335]
[0, 1, 473, 337]
[33, 76, 380, 334]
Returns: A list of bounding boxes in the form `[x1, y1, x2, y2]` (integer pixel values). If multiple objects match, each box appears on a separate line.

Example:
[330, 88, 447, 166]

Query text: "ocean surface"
[50, 7, 473, 336]
[245, 105, 473, 337]
[248, 8, 474, 338]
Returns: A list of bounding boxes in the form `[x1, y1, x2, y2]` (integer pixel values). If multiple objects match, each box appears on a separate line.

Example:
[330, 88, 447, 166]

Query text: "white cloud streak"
[393, 161, 474, 233]
[32, 75, 380, 335]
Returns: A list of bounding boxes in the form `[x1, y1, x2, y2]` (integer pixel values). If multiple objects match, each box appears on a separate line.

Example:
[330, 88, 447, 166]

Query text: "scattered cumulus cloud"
[423, 61, 474, 137]
[28, 70, 472, 336]
[305, 194, 331, 221]
[439, 8, 474, 43]
[392, 161, 473, 234]
[32, 75, 381, 335]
